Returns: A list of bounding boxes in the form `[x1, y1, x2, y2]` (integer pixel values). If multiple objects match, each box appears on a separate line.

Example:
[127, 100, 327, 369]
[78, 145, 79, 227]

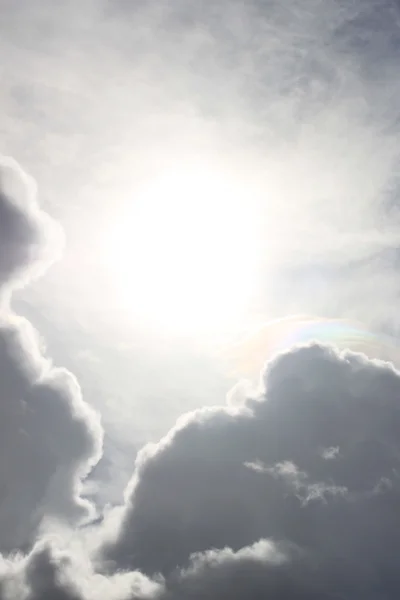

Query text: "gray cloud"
[5, 0, 400, 335]
[97, 344, 400, 597]
[161, 540, 331, 600]
[0, 157, 63, 303]
[2, 343, 400, 598]
[0, 158, 102, 553]
[0, 536, 294, 600]
[0, 537, 160, 600]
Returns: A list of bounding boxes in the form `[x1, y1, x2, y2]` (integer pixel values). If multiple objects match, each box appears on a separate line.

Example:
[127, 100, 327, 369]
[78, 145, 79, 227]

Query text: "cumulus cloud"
[4, 341, 400, 598]
[160, 540, 327, 600]
[97, 343, 400, 597]
[0, 157, 63, 303]
[0, 535, 302, 600]
[0, 536, 160, 600]
[3, 304, 400, 597]
[0, 158, 102, 553]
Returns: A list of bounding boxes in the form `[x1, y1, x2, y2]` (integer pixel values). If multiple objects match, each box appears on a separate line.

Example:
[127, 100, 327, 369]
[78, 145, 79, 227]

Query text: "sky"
[2, 0, 400, 598]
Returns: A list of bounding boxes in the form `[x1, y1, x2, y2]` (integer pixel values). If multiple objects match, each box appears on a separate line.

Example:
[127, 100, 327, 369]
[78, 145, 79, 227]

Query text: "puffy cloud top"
[102, 344, 400, 596]
[0, 157, 63, 302]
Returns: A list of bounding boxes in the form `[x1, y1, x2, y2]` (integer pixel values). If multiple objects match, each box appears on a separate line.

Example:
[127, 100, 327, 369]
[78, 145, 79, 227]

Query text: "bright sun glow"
[104, 167, 261, 337]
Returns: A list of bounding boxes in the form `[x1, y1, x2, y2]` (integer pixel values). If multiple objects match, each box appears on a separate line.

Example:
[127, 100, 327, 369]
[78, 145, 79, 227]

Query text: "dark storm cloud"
[0, 158, 102, 553]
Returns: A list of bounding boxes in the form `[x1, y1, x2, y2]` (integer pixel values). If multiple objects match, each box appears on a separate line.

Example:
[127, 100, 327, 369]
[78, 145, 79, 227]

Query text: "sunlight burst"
[104, 167, 261, 336]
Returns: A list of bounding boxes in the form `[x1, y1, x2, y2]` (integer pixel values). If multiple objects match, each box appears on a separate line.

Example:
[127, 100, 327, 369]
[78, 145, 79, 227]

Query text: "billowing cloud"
[0, 158, 102, 553]
[0, 536, 298, 600]
[0, 537, 160, 600]
[2, 339, 400, 597]
[0, 157, 63, 303]
[97, 343, 400, 597]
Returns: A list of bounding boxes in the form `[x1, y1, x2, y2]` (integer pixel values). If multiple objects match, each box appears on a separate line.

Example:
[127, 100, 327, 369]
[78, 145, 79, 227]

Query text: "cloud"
[0, 158, 102, 553]
[160, 539, 331, 600]
[5, 0, 400, 344]
[3, 0, 400, 597]
[0, 535, 294, 600]
[4, 0, 400, 454]
[2, 341, 400, 597]
[2, 153, 400, 596]
[0, 536, 160, 600]
[96, 343, 400, 597]
[0, 157, 63, 303]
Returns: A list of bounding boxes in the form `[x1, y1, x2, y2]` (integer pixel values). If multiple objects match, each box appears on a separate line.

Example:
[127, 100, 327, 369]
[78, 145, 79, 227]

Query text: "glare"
[104, 167, 261, 337]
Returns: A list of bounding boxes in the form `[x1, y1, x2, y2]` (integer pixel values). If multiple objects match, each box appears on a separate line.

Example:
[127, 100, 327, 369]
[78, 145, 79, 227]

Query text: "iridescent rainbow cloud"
[227, 315, 399, 379]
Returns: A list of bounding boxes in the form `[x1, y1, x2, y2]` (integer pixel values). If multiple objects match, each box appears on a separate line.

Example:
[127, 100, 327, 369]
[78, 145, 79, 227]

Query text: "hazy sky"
[2, 0, 400, 598]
